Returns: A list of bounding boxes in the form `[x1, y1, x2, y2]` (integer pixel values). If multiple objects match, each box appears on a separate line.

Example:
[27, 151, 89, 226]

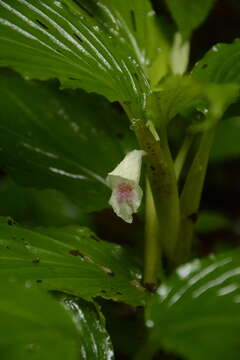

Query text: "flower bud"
[106, 150, 146, 223]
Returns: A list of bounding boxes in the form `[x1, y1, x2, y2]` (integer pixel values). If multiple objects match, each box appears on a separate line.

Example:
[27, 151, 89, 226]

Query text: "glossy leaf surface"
[0, 281, 114, 359]
[0, 0, 156, 115]
[0, 218, 146, 306]
[165, 0, 216, 39]
[193, 39, 240, 85]
[0, 71, 135, 212]
[63, 296, 114, 360]
[146, 249, 240, 359]
[0, 281, 79, 360]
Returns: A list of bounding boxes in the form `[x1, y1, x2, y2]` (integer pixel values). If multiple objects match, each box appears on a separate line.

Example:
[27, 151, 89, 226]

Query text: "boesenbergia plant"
[0, 0, 240, 359]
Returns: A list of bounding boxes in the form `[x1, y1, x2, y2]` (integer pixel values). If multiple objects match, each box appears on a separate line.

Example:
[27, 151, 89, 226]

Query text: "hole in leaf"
[69, 77, 81, 81]
[36, 19, 49, 30]
[130, 10, 137, 31]
[73, 0, 94, 17]
[133, 73, 139, 80]
[73, 33, 83, 42]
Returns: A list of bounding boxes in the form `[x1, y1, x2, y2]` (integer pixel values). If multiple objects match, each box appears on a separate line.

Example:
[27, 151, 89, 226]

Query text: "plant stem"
[132, 119, 180, 274]
[174, 135, 193, 181]
[176, 127, 216, 264]
[144, 178, 161, 284]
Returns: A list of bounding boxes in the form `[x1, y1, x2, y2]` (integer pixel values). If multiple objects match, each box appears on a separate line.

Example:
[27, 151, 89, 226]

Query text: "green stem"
[132, 119, 180, 272]
[174, 135, 193, 181]
[176, 127, 216, 264]
[144, 178, 161, 284]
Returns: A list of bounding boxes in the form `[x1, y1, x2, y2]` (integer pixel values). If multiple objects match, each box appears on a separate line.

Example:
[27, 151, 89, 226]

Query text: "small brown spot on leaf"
[69, 249, 84, 258]
[32, 257, 40, 263]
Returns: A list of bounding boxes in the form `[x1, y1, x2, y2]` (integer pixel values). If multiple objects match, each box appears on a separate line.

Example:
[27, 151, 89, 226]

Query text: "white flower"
[106, 150, 146, 223]
[170, 32, 190, 75]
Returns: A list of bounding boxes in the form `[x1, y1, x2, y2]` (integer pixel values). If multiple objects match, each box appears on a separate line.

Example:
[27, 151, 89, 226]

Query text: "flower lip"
[116, 182, 134, 202]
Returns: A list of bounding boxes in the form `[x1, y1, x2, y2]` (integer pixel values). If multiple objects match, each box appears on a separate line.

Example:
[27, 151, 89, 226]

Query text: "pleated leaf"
[146, 249, 240, 359]
[0, 0, 160, 116]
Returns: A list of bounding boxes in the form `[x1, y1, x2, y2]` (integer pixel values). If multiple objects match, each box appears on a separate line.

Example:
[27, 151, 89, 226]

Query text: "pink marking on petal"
[117, 183, 134, 202]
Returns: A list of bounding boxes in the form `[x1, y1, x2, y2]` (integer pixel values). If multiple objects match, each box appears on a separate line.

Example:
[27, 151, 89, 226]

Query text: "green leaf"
[0, 218, 146, 306]
[0, 280, 80, 360]
[0, 70, 135, 212]
[210, 116, 240, 162]
[164, 0, 216, 39]
[0, 178, 92, 227]
[62, 296, 114, 359]
[146, 249, 240, 360]
[192, 39, 240, 85]
[196, 210, 232, 234]
[0, 281, 115, 360]
[0, 0, 156, 116]
[153, 76, 203, 124]
[153, 75, 238, 126]
[101, 0, 170, 85]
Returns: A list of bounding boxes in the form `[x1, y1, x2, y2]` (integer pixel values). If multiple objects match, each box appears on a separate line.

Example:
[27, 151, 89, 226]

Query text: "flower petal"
[106, 150, 145, 223]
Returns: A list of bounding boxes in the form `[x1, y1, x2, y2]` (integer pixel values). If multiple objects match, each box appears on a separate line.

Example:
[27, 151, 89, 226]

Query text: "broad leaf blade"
[0, 0, 151, 115]
[99, 0, 169, 78]
[63, 296, 114, 360]
[192, 39, 240, 85]
[165, 0, 216, 39]
[154, 76, 203, 123]
[153, 76, 237, 125]
[0, 218, 146, 306]
[0, 281, 79, 360]
[146, 249, 240, 359]
[0, 71, 135, 212]
[0, 281, 114, 359]
[210, 116, 240, 162]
